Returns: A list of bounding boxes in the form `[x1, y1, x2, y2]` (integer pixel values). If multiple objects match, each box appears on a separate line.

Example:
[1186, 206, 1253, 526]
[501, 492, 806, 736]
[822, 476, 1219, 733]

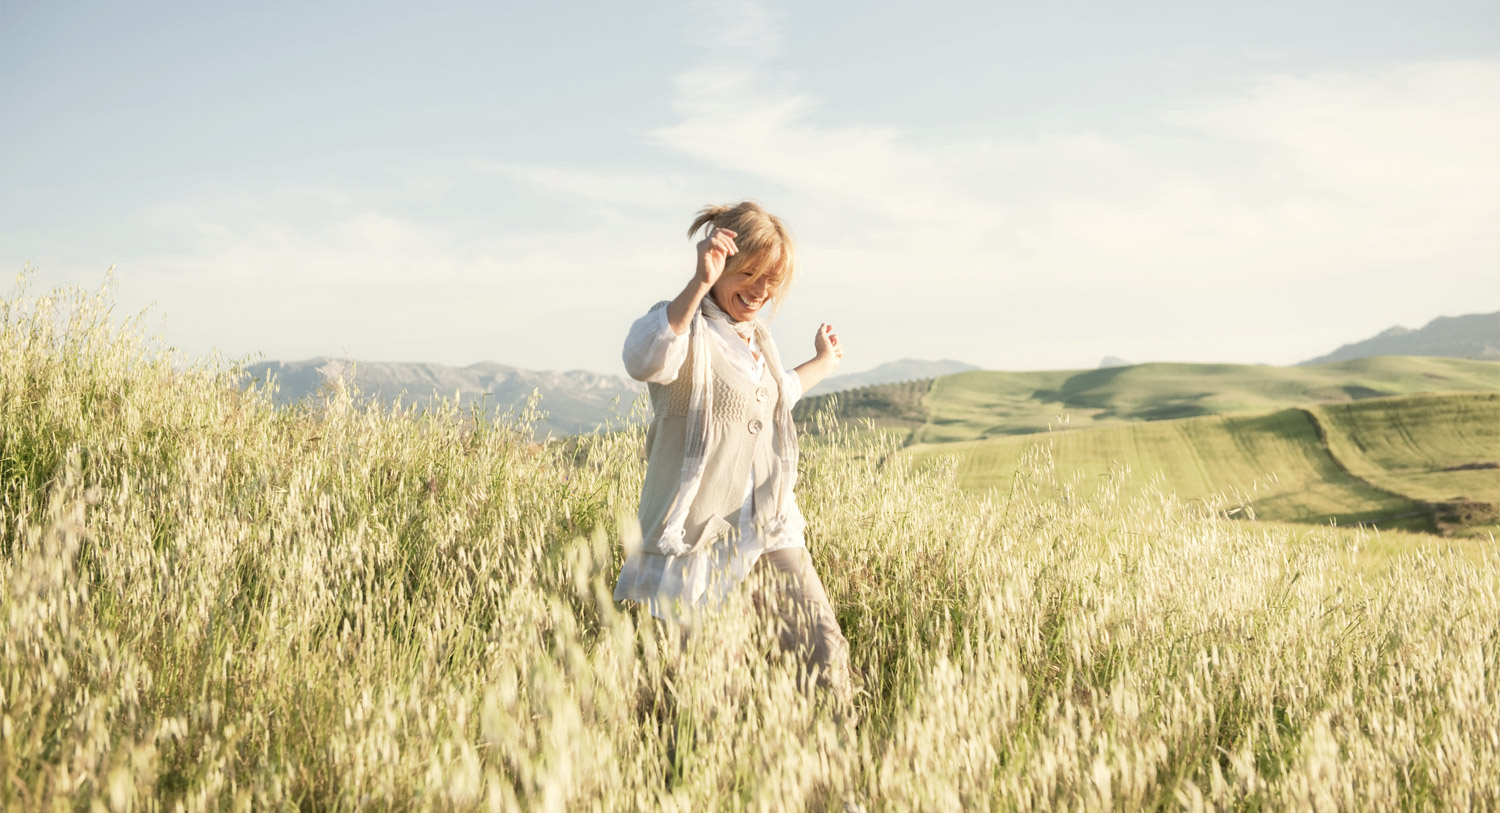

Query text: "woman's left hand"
[815, 323, 843, 365]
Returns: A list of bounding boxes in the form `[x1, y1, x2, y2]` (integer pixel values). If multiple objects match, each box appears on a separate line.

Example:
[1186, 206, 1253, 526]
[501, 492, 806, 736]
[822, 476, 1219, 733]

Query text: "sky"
[3, 0, 1498, 376]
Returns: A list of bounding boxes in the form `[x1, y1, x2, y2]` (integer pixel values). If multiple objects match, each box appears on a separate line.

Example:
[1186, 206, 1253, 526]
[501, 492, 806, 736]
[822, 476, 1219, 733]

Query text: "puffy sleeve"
[780, 366, 803, 406]
[622, 303, 690, 384]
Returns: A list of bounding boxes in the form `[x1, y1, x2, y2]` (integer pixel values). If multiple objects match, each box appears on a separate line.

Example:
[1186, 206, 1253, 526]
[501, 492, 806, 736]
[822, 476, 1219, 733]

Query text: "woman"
[614, 201, 851, 698]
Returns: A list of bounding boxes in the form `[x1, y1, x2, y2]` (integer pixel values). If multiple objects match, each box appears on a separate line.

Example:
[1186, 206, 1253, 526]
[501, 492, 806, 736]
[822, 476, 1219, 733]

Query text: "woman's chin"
[713, 290, 761, 321]
[733, 301, 763, 321]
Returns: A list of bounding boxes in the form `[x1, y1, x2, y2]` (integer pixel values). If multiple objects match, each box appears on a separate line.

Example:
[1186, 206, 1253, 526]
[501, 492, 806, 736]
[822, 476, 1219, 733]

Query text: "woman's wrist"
[794, 353, 838, 393]
[666, 278, 713, 336]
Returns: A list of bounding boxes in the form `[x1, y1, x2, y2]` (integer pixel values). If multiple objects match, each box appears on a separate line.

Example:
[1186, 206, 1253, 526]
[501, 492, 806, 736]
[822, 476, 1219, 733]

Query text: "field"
[3, 279, 1498, 809]
[907, 392, 1500, 536]
[798, 357, 1500, 444]
[1311, 393, 1500, 506]
[916, 359, 1500, 443]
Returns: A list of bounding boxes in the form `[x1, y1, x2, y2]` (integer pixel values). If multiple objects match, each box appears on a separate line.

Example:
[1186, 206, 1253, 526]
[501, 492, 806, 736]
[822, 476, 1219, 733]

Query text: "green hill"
[911, 357, 1500, 443]
[907, 392, 1500, 536]
[797, 356, 1500, 444]
[1309, 393, 1500, 531]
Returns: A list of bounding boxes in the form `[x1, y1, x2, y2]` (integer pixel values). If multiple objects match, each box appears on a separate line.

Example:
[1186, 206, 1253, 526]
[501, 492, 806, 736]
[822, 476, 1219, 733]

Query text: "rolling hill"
[906, 391, 1499, 536]
[797, 356, 1500, 444]
[804, 358, 978, 396]
[1309, 393, 1500, 513]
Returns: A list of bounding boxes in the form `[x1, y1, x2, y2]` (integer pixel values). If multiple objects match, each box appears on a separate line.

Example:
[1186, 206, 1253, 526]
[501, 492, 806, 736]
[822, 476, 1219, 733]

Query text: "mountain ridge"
[244, 356, 983, 435]
[1299, 311, 1499, 365]
[239, 311, 1499, 437]
[243, 357, 644, 437]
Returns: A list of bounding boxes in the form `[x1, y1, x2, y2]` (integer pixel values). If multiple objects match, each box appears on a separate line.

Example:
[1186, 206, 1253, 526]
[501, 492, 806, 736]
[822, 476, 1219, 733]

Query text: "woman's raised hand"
[814, 323, 843, 365]
[695, 226, 738, 287]
[668, 226, 739, 335]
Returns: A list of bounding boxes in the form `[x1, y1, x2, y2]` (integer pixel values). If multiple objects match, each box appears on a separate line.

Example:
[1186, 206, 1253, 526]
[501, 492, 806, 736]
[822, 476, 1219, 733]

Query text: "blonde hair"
[687, 201, 798, 313]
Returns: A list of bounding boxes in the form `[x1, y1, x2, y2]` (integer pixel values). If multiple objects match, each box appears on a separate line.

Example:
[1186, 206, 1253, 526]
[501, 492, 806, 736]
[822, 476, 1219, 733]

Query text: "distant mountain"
[1099, 356, 1133, 369]
[1299, 312, 1500, 366]
[805, 358, 979, 396]
[244, 356, 980, 435]
[243, 358, 642, 437]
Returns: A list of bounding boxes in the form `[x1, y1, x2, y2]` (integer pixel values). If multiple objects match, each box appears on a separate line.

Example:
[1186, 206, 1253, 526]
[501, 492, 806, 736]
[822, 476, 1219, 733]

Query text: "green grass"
[1312, 392, 1500, 537]
[1311, 391, 1500, 504]
[909, 407, 1427, 529]
[908, 391, 1500, 535]
[905, 357, 1500, 443]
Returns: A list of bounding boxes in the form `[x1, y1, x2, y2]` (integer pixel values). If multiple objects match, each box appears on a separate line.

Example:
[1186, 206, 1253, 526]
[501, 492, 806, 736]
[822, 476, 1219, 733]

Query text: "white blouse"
[616, 305, 808, 620]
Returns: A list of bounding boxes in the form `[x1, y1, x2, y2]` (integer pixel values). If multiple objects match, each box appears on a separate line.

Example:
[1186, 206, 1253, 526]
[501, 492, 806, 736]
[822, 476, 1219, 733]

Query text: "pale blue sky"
[3, 0, 1498, 374]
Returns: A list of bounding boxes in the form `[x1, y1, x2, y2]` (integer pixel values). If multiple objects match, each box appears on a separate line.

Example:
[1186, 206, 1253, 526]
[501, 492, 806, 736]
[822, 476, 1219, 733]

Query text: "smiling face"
[691, 201, 798, 321]
[711, 263, 786, 322]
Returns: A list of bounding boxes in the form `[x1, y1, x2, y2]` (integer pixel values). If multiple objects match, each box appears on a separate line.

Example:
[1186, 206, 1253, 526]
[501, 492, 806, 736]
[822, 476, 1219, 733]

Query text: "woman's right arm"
[624, 227, 740, 383]
[622, 306, 689, 384]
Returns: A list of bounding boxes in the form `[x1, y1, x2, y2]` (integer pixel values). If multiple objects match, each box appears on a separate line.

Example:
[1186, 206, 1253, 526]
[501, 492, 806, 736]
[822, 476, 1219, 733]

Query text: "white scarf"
[653, 294, 799, 556]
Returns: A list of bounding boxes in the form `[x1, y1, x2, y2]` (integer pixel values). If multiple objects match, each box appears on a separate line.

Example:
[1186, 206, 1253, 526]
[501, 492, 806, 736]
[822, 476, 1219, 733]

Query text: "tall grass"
[3, 275, 1497, 810]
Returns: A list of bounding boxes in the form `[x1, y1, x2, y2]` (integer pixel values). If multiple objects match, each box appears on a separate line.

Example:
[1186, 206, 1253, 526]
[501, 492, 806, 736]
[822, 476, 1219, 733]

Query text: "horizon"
[4, 1, 1498, 374]
[242, 304, 1497, 379]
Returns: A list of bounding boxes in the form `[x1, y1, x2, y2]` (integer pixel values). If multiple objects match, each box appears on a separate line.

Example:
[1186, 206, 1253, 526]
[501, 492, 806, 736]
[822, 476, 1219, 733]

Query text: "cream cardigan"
[613, 302, 808, 619]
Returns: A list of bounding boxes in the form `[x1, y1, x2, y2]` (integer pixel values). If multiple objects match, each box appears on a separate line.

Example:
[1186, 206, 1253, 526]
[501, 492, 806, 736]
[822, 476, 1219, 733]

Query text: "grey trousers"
[750, 548, 853, 702]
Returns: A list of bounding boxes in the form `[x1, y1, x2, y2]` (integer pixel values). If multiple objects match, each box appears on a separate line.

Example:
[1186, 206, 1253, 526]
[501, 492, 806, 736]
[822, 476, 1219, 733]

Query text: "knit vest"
[636, 303, 785, 556]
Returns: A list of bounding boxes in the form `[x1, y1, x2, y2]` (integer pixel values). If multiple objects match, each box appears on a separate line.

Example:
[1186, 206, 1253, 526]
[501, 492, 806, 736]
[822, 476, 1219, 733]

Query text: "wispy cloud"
[650, 3, 1008, 233]
[636, 8, 1499, 366]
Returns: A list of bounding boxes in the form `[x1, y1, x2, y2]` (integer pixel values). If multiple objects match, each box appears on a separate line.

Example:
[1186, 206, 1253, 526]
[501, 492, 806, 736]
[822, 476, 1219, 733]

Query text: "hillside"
[1310, 393, 1500, 519]
[804, 358, 978, 396]
[915, 357, 1500, 443]
[796, 356, 1500, 444]
[793, 378, 935, 431]
[907, 391, 1500, 536]
[1300, 311, 1500, 365]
